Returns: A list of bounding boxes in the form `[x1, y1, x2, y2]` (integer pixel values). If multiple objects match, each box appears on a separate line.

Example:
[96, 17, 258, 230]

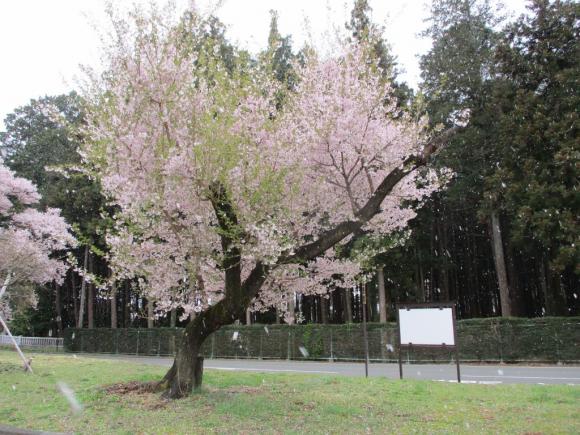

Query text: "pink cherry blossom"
[0, 159, 76, 318]
[84, 9, 444, 320]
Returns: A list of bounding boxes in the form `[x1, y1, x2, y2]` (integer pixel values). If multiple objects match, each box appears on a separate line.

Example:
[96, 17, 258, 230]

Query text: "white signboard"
[398, 307, 455, 346]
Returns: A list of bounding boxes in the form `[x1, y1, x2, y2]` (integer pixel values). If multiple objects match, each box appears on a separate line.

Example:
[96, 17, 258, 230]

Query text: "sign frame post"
[396, 302, 460, 383]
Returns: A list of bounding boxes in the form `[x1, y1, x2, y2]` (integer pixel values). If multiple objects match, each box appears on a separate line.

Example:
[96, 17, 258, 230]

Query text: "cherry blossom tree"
[0, 160, 76, 316]
[0, 159, 76, 370]
[85, 6, 456, 398]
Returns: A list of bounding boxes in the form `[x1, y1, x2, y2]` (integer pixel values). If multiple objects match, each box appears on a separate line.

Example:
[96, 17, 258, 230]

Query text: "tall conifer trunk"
[87, 253, 94, 329]
[287, 294, 296, 323]
[344, 289, 353, 323]
[320, 297, 328, 324]
[377, 267, 388, 323]
[147, 300, 155, 328]
[124, 282, 131, 327]
[111, 281, 118, 329]
[71, 272, 78, 327]
[55, 282, 63, 336]
[77, 246, 89, 328]
[490, 211, 512, 317]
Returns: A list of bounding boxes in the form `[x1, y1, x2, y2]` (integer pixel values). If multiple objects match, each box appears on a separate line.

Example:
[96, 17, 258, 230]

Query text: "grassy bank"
[0, 350, 578, 434]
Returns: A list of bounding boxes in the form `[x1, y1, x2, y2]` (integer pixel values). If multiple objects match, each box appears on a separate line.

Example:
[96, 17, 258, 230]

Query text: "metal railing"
[0, 334, 64, 351]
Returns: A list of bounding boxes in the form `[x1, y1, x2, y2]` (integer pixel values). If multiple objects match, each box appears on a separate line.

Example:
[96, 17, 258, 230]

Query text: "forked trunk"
[160, 263, 269, 399]
[160, 333, 206, 399]
[160, 302, 232, 398]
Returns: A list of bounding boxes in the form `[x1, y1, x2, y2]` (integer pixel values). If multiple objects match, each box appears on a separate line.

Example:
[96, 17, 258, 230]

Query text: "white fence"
[0, 334, 63, 351]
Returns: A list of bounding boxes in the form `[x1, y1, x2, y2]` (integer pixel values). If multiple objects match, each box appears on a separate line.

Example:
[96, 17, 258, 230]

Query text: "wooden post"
[452, 305, 461, 383]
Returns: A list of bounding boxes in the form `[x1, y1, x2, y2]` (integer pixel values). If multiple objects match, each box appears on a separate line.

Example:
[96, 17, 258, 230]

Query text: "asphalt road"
[82, 354, 580, 386]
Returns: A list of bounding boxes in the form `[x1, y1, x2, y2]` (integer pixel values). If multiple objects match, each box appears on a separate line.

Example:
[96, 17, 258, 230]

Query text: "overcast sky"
[0, 0, 529, 129]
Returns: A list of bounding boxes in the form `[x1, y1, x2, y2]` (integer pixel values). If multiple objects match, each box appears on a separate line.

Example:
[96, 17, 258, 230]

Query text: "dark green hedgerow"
[63, 317, 580, 363]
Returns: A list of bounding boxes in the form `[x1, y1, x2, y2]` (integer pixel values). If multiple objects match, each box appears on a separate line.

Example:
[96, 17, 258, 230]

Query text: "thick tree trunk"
[77, 246, 89, 328]
[160, 327, 206, 398]
[377, 267, 388, 323]
[111, 281, 117, 329]
[490, 211, 512, 317]
[160, 258, 270, 398]
[245, 308, 252, 325]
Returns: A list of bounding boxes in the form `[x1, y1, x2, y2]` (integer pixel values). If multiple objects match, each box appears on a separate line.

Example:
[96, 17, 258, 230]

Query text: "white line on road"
[206, 366, 339, 374]
[465, 375, 580, 381]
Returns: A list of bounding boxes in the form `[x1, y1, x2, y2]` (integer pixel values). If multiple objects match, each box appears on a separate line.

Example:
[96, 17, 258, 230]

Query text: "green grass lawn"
[0, 350, 578, 434]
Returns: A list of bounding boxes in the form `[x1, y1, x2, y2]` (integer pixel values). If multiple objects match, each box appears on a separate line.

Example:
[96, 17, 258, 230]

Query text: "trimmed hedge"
[63, 317, 580, 363]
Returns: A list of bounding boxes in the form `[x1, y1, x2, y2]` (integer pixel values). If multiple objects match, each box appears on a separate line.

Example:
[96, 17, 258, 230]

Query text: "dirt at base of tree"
[102, 380, 159, 396]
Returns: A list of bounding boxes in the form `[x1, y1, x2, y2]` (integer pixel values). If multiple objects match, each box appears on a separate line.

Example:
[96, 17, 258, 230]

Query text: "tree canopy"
[0, 159, 76, 319]
[84, 5, 444, 322]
